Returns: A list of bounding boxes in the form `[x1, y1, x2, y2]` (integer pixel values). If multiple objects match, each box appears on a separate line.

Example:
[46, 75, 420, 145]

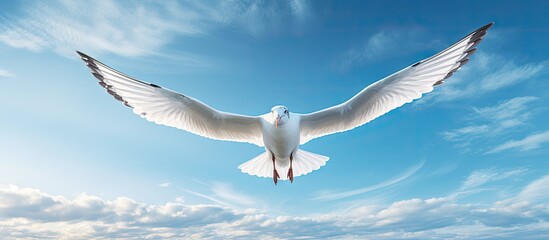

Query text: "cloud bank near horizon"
[2, 172, 549, 239]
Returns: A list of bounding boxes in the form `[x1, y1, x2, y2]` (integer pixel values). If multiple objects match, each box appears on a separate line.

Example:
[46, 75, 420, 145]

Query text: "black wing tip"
[76, 50, 91, 60]
[481, 22, 495, 31]
[149, 83, 162, 88]
[473, 22, 494, 35]
[470, 22, 494, 41]
[434, 80, 444, 86]
[432, 23, 493, 87]
[75, 51, 133, 108]
[103, 82, 134, 109]
[465, 22, 494, 56]
[76, 51, 98, 67]
[91, 72, 104, 81]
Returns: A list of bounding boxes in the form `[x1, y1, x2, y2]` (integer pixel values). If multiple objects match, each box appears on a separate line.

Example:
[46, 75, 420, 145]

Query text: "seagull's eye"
[284, 110, 288, 114]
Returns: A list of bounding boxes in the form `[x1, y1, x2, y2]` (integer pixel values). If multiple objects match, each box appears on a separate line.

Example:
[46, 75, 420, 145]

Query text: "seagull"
[77, 23, 493, 185]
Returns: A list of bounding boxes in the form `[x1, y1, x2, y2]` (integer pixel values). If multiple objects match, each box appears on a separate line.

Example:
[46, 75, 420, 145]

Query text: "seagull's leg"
[287, 153, 294, 183]
[272, 154, 280, 185]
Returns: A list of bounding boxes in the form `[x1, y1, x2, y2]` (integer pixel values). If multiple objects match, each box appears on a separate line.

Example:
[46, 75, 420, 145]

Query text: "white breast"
[261, 114, 301, 160]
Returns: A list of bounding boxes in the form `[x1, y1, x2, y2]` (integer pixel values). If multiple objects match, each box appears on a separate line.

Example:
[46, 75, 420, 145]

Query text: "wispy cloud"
[488, 130, 549, 154]
[210, 182, 257, 206]
[458, 168, 527, 192]
[442, 96, 540, 152]
[442, 125, 491, 142]
[0, 69, 14, 77]
[313, 159, 424, 201]
[473, 175, 549, 227]
[178, 180, 260, 209]
[157, 182, 171, 188]
[4, 174, 549, 239]
[513, 175, 549, 203]
[0, 1, 199, 57]
[177, 187, 231, 207]
[289, 0, 312, 21]
[333, 27, 441, 71]
[418, 52, 549, 104]
[0, 0, 313, 58]
[473, 96, 538, 122]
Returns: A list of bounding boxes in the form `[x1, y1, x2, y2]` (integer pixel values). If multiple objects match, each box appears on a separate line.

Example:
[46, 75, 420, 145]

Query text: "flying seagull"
[77, 23, 493, 185]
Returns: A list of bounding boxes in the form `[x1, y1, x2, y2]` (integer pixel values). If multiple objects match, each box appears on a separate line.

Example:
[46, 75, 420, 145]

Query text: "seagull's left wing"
[77, 52, 264, 146]
[299, 23, 493, 145]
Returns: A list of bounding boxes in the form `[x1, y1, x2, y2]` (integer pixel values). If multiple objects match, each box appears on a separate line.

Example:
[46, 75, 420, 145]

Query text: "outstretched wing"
[299, 23, 493, 144]
[77, 52, 264, 146]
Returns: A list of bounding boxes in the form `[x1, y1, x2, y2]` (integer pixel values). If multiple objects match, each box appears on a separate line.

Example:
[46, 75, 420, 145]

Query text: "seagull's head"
[271, 105, 290, 128]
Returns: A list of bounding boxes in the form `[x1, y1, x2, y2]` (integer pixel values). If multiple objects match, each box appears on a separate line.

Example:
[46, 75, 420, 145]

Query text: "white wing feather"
[299, 23, 493, 144]
[78, 52, 264, 146]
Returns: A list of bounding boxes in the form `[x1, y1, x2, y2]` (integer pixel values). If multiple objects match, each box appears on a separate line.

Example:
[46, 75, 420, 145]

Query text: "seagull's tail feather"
[291, 150, 329, 179]
[238, 152, 272, 178]
[238, 150, 329, 180]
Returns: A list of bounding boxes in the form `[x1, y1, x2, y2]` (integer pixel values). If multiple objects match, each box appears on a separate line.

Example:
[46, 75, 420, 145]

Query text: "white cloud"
[514, 175, 549, 203]
[488, 130, 549, 154]
[0, 184, 239, 225]
[0, 1, 199, 57]
[210, 182, 257, 207]
[178, 187, 231, 207]
[201, 0, 314, 37]
[180, 181, 260, 208]
[441, 96, 540, 152]
[418, 52, 548, 104]
[479, 60, 547, 91]
[3, 175, 549, 239]
[289, 0, 312, 21]
[157, 182, 171, 187]
[313, 160, 424, 201]
[0, 69, 14, 77]
[333, 27, 441, 71]
[459, 168, 527, 191]
[473, 176, 549, 228]
[473, 96, 538, 123]
[442, 125, 491, 142]
[0, 0, 313, 58]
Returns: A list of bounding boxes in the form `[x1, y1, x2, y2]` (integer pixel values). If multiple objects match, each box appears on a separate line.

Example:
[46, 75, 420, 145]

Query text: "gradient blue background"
[1, 0, 548, 239]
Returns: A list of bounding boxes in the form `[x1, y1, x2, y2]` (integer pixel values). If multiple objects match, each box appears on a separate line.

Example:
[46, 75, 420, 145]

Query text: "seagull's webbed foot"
[287, 169, 293, 183]
[287, 154, 294, 183]
[273, 169, 280, 185]
[272, 153, 280, 185]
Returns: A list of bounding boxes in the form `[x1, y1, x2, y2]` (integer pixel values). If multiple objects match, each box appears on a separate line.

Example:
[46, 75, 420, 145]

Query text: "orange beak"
[275, 118, 279, 128]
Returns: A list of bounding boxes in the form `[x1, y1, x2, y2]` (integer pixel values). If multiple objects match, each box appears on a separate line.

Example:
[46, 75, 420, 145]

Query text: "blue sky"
[1, 0, 549, 239]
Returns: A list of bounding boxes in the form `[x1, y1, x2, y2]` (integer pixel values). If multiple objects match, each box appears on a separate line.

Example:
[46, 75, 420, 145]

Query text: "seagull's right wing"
[77, 52, 264, 146]
[299, 23, 493, 145]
